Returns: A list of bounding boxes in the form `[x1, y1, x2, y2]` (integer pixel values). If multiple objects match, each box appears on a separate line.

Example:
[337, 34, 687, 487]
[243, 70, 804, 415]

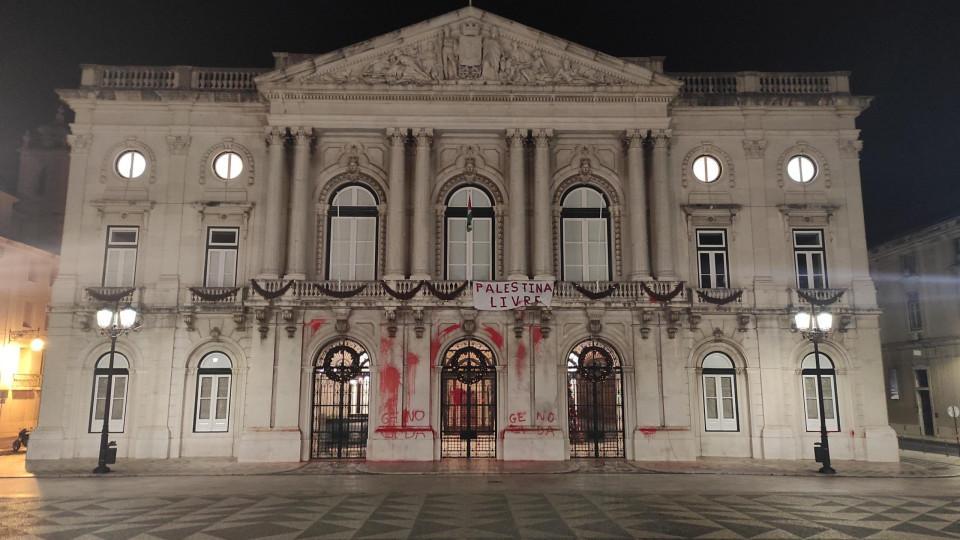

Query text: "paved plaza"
[1, 454, 960, 538]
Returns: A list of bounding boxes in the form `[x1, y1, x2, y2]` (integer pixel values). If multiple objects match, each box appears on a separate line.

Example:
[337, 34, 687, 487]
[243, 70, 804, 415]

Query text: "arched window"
[566, 339, 625, 457]
[312, 338, 371, 459]
[89, 352, 129, 433]
[440, 338, 497, 458]
[701, 352, 738, 432]
[801, 353, 839, 432]
[561, 186, 610, 281]
[195, 352, 232, 433]
[445, 186, 494, 281]
[327, 184, 378, 280]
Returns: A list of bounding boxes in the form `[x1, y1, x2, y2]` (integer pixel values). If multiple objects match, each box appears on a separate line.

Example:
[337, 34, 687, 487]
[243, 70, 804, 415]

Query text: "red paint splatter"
[515, 340, 527, 379]
[405, 352, 419, 400]
[482, 325, 504, 350]
[380, 336, 394, 356]
[305, 318, 326, 336]
[430, 323, 461, 364]
[379, 364, 401, 425]
[639, 428, 658, 436]
[531, 325, 543, 353]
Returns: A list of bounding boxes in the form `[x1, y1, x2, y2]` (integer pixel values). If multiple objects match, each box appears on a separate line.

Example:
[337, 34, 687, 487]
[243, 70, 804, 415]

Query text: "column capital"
[291, 127, 314, 146]
[532, 128, 554, 146]
[624, 129, 647, 148]
[742, 138, 767, 159]
[414, 128, 434, 145]
[837, 138, 863, 158]
[505, 128, 526, 146]
[264, 126, 287, 146]
[387, 128, 408, 145]
[652, 129, 672, 147]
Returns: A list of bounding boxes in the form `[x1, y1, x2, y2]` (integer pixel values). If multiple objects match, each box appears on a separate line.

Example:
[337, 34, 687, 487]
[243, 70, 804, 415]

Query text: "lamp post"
[93, 305, 138, 474]
[794, 306, 836, 474]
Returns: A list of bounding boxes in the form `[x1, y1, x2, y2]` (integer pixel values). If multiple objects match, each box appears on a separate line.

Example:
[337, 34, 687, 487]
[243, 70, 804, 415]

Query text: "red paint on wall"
[531, 325, 543, 353]
[515, 340, 527, 379]
[430, 323, 461, 364]
[305, 318, 326, 337]
[380, 336, 395, 356]
[406, 352, 419, 399]
[379, 364, 401, 425]
[482, 324, 504, 350]
[639, 428, 657, 437]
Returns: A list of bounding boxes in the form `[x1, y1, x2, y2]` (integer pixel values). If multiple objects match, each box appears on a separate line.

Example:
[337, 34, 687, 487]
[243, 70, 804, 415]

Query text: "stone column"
[626, 130, 651, 280]
[410, 128, 433, 280]
[651, 130, 676, 279]
[260, 127, 287, 279]
[532, 129, 554, 280]
[384, 128, 408, 280]
[285, 127, 313, 280]
[507, 129, 527, 279]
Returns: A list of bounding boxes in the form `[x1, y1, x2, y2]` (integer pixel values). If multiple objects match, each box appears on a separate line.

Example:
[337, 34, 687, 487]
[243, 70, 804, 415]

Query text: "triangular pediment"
[257, 7, 679, 91]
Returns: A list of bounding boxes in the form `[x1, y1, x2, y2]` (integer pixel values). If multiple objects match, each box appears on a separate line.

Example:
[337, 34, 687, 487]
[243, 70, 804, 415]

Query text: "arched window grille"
[445, 186, 494, 281]
[89, 352, 129, 433]
[566, 338, 624, 458]
[701, 352, 738, 432]
[194, 352, 232, 433]
[801, 353, 839, 432]
[327, 184, 378, 280]
[560, 186, 611, 281]
[312, 338, 371, 459]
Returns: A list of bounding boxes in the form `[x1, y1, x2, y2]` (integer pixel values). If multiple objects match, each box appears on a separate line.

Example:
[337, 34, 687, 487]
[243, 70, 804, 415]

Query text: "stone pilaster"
[506, 129, 527, 279]
[651, 130, 676, 279]
[260, 127, 287, 279]
[383, 128, 408, 280]
[285, 127, 313, 280]
[410, 129, 434, 280]
[532, 129, 554, 281]
[626, 130, 651, 280]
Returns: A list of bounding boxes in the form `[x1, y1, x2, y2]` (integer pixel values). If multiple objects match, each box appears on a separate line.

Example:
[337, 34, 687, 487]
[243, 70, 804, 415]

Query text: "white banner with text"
[472, 281, 554, 310]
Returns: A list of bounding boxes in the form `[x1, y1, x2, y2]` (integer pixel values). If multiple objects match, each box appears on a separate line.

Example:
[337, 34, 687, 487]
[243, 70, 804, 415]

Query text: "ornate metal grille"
[311, 338, 370, 459]
[441, 338, 497, 458]
[567, 339, 625, 458]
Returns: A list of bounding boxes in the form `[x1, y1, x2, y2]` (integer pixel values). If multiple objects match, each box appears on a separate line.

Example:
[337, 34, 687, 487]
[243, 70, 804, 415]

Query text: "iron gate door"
[311, 339, 370, 459]
[567, 339, 625, 458]
[441, 339, 497, 458]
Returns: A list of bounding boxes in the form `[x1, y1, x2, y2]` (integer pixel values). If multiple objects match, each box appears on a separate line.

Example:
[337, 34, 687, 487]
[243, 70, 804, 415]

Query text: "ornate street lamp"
[794, 307, 836, 474]
[93, 305, 139, 474]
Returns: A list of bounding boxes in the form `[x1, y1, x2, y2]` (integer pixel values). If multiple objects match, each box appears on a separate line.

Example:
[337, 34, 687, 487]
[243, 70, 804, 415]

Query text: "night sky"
[1, 0, 956, 246]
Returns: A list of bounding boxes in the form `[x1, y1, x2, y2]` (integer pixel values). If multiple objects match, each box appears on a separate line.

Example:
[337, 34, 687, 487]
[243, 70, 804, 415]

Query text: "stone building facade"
[28, 8, 897, 463]
[870, 216, 960, 441]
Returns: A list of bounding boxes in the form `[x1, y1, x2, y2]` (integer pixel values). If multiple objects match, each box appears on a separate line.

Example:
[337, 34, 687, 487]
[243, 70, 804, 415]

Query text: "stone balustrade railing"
[188, 286, 245, 304]
[80, 65, 266, 91]
[671, 71, 851, 95]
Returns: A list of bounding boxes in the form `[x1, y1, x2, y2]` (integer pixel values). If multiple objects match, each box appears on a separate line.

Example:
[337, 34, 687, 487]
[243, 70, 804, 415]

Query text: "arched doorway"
[440, 338, 497, 458]
[566, 339, 625, 458]
[311, 338, 370, 459]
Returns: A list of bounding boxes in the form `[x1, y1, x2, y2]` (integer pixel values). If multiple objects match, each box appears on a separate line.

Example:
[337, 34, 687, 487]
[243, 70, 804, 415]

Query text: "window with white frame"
[445, 186, 493, 281]
[907, 291, 923, 331]
[702, 352, 738, 431]
[103, 227, 139, 287]
[327, 185, 378, 280]
[696, 229, 729, 288]
[89, 352, 129, 433]
[561, 186, 610, 281]
[801, 353, 839, 432]
[204, 228, 239, 287]
[195, 352, 232, 432]
[793, 230, 827, 289]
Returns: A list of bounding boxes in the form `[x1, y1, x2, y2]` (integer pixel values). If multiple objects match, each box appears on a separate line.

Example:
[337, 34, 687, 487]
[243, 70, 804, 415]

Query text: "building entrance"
[440, 338, 497, 458]
[567, 339, 625, 458]
[311, 339, 370, 459]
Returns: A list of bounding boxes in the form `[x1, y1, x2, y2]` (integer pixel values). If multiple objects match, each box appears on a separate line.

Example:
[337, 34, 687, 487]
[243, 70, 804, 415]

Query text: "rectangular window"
[103, 227, 139, 287]
[802, 374, 839, 432]
[900, 254, 917, 276]
[563, 218, 609, 281]
[888, 367, 900, 400]
[22, 302, 33, 328]
[703, 373, 738, 431]
[907, 291, 923, 331]
[793, 230, 827, 289]
[195, 374, 231, 432]
[696, 229, 729, 288]
[329, 216, 376, 280]
[90, 374, 128, 433]
[204, 228, 239, 287]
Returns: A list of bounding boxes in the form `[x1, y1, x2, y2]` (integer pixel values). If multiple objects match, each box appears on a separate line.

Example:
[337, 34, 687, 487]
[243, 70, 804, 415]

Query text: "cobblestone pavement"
[2, 474, 960, 538]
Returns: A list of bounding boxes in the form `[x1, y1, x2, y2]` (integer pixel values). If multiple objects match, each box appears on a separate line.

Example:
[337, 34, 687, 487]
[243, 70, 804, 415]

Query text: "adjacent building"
[29, 7, 897, 463]
[871, 216, 960, 441]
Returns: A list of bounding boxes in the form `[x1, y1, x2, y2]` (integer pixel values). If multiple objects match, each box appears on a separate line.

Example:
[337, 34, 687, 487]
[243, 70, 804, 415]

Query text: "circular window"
[692, 155, 722, 183]
[115, 150, 147, 179]
[786, 155, 817, 183]
[213, 151, 244, 180]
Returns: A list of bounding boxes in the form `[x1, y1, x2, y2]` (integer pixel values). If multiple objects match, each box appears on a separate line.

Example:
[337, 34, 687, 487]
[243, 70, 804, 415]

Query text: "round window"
[115, 150, 147, 179]
[213, 151, 244, 180]
[786, 154, 817, 183]
[692, 155, 721, 183]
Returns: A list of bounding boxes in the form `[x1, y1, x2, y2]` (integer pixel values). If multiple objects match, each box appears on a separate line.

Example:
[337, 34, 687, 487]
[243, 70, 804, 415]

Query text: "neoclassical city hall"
[28, 7, 898, 463]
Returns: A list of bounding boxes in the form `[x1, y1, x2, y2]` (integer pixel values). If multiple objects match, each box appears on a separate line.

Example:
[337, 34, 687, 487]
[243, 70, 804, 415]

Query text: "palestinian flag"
[466, 192, 474, 232]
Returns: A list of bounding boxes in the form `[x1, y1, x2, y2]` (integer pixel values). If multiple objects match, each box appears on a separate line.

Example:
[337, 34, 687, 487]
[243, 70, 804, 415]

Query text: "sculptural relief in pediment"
[303, 20, 631, 87]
